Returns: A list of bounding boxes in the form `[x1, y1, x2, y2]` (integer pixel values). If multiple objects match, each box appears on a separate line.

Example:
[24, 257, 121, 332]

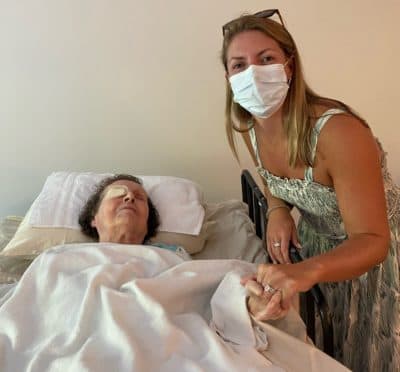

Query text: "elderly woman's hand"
[241, 261, 316, 321]
[245, 279, 288, 320]
[256, 262, 316, 311]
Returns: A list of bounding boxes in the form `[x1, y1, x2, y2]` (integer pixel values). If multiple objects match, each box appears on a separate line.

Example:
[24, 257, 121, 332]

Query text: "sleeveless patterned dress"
[249, 108, 400, 372]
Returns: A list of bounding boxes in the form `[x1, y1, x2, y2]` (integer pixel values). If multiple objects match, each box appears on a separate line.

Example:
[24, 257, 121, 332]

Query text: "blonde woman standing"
[221, 9, 399, 372]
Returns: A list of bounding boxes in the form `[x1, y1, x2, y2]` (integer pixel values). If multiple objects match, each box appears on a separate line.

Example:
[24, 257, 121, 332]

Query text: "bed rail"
[241, 169, 334, 357]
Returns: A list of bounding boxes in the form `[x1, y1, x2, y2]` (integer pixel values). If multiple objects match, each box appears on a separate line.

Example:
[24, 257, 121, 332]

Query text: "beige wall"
[0, 0, 399, 218]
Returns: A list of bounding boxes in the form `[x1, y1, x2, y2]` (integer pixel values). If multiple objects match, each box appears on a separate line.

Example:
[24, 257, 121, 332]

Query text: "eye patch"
[102, 185, 130, 200]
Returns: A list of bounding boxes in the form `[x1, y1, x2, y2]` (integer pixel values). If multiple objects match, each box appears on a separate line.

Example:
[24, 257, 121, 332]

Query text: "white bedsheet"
[0, 243, 349, 372]
[0, 243, 280, 372]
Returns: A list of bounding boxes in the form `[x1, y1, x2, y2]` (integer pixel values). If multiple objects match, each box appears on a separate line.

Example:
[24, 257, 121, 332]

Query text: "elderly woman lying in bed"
[78, 173, 190, 259]
[0, 174, 189, 287]
[0, 173, 350, 372]
[79, 173, 284, 320]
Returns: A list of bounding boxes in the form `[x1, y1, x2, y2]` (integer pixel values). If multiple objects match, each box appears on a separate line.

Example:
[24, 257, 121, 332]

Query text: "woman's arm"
[256, 114, 390, 310]
[263, 184, 298, 263]
[302, 114, 390, 282]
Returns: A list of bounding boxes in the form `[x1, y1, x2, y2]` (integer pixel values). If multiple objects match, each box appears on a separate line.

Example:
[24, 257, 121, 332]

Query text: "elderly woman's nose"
[123, 192, 135, 202]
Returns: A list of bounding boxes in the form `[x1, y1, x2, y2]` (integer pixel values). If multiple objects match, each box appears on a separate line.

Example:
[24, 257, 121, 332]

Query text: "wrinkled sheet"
[0, 243, 280, 371]
[0, 243, 349, 372]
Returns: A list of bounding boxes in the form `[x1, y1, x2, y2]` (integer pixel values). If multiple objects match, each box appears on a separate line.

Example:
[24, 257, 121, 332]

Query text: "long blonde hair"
[221, 14, 364, 167]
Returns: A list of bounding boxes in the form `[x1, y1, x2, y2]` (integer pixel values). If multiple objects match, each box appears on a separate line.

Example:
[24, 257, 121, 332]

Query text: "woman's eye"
[261, 56, 274, 64]
[232, 62, 243, 70]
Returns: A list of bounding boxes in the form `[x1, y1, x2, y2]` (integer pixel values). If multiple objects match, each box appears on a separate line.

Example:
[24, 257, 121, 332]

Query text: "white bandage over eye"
[102, 185, 130, 200]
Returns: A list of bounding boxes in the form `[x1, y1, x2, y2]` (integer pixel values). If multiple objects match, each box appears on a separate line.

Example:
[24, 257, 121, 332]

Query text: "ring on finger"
[272, 241, 281, 248]
[263, 283, 278, 295]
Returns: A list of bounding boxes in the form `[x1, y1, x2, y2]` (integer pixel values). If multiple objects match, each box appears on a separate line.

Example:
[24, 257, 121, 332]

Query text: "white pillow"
[28, 171, 205, 235]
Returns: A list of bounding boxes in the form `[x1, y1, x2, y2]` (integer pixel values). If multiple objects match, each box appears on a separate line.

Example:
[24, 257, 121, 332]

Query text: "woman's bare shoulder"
[319, 112, 374, 150]
[316, 113, 380, 174]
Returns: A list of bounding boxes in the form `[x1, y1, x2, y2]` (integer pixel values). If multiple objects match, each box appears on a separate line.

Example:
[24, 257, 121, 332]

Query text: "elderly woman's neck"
[98, 228, 145, 245]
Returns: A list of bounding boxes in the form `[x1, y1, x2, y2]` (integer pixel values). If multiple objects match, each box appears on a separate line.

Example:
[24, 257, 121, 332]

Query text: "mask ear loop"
[284, 54, 294, 86]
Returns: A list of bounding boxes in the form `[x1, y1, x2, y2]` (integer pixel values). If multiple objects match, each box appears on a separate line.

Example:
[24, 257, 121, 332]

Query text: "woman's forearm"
[301, 234, 389, 289]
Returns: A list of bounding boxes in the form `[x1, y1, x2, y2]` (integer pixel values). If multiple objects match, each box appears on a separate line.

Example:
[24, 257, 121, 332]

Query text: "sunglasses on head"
[222, 8, 285, 36]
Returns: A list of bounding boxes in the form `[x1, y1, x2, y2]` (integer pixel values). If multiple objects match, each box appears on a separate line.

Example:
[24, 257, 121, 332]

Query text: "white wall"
[1, 0, 399, 218]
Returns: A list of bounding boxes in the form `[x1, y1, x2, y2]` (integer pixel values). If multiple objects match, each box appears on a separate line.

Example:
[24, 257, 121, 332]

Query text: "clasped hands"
[242, 206, 310, 320]
[241, 262, 306, 321]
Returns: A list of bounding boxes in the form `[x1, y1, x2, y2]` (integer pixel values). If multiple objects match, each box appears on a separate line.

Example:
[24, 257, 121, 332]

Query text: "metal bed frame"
[241, 169, 334, 357]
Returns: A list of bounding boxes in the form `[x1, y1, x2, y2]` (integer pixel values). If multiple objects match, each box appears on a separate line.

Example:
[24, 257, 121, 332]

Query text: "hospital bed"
[0, 171, 346, 372]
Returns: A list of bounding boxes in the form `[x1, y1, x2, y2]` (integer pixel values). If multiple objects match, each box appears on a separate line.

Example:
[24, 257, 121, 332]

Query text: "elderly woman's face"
[91, 180, 149, 243]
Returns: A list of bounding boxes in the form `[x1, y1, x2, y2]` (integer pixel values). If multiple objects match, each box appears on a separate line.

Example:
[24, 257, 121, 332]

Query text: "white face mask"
[229, 64, 290, 119]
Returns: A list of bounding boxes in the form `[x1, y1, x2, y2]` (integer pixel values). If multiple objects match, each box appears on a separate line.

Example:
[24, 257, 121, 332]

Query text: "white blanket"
[0, 244, 349, 372]
[0, 243, 281, 371]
